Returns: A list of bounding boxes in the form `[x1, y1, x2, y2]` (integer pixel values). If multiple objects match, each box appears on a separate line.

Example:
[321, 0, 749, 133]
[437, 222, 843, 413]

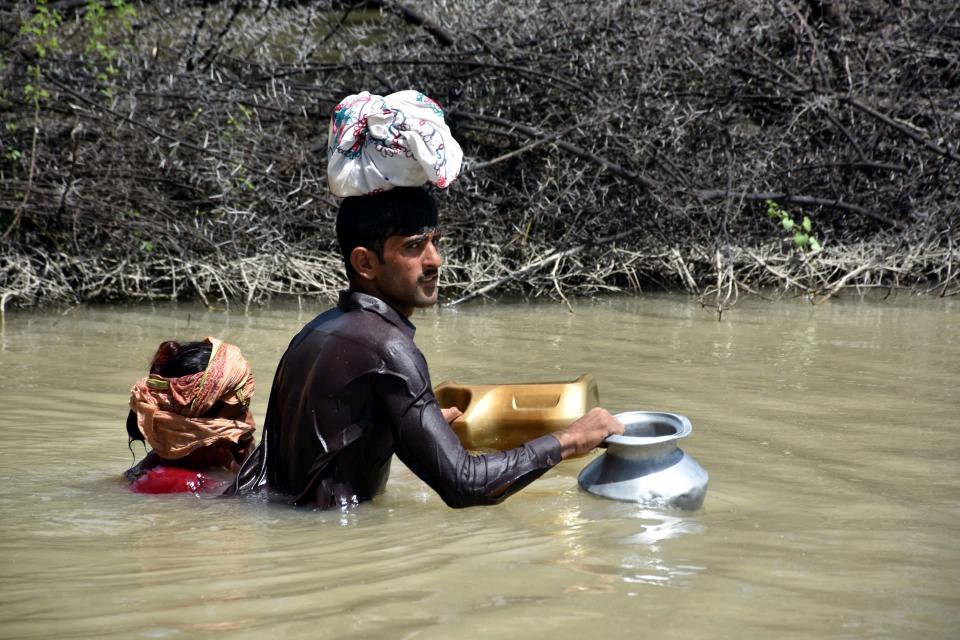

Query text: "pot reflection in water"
[578, 411, 708, 510]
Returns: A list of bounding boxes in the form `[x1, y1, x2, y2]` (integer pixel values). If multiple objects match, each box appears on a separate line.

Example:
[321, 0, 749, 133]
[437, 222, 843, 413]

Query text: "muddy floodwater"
[1, 293, 957, 639]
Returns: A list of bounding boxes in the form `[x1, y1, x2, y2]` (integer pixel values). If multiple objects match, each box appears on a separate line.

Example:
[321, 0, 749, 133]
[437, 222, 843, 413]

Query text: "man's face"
[369, 228, 443, 317]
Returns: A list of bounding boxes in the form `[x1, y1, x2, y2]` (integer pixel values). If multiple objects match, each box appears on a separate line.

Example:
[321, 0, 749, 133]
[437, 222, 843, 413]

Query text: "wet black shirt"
[228, 291, 562, 509]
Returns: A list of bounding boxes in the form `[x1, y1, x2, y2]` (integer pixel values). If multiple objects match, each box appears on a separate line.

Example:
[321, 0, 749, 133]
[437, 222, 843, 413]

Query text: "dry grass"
[1, 0, 957, 313]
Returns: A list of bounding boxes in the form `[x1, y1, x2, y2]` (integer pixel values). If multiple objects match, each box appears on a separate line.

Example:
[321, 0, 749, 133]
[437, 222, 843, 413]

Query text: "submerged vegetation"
[1, 0, 958, 312]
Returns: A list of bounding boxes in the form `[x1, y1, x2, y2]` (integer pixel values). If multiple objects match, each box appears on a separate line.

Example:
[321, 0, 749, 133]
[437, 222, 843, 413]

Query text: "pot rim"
[604, 410, 692, 446]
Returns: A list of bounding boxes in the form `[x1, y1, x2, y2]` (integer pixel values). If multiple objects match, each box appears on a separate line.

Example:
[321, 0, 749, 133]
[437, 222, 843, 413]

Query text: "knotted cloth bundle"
[129, 337, 256, 460]
[327, 90, 463, 197]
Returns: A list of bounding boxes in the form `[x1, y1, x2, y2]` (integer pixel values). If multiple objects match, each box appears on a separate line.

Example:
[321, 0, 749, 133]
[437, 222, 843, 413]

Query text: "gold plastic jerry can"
[434, 374, 599, 452]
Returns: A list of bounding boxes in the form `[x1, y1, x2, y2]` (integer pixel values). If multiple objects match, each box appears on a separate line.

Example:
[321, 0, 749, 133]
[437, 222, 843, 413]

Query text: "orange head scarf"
[129, 337, 256, 460]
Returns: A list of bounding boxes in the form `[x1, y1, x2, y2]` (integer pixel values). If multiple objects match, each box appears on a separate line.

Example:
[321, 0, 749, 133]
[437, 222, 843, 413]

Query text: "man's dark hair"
[336, 186, 439, 281]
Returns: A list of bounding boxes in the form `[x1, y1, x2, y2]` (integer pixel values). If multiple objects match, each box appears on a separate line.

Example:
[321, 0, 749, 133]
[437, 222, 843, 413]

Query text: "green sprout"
[766, 200, 822, 252]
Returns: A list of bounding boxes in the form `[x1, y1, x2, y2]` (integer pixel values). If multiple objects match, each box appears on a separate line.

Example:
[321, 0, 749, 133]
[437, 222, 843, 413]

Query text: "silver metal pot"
[578, 411, 708, 510]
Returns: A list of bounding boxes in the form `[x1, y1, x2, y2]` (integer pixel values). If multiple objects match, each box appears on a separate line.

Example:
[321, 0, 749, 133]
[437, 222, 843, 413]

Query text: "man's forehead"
[390, 226, 441, 242]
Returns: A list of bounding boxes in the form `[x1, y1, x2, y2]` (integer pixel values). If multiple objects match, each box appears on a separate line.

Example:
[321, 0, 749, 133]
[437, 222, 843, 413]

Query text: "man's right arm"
[373, 348, 622, 507]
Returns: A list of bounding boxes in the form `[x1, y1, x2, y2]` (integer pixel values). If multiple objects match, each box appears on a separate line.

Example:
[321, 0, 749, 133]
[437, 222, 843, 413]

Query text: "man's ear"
[349, 246, 379, 282]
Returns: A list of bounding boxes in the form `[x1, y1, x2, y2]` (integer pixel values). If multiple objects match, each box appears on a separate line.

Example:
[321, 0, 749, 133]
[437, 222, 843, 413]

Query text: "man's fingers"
[441, 406, 463, 424]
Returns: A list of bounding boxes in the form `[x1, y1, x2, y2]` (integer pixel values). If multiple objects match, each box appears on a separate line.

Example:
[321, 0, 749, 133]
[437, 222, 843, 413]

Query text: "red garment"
[129, 466, 216, 494]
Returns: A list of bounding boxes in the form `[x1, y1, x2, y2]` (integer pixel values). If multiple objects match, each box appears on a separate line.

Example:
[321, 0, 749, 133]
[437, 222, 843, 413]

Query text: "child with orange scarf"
[124, 337, 257, 494]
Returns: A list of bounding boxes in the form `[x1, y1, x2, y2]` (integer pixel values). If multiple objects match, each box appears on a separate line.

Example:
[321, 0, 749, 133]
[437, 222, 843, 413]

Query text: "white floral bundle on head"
[326, 90, 463, 197]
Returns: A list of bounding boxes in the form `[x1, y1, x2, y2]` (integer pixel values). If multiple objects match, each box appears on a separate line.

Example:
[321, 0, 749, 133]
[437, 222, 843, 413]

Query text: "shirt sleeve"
[372, 344, 563, 509]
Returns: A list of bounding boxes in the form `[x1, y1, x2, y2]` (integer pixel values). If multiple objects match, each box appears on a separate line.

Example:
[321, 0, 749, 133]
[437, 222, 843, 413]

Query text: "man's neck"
[349, 282, 413, 318]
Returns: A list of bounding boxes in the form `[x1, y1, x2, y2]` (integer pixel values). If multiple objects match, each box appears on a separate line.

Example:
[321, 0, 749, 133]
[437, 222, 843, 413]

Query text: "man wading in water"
[227, 91, 623, 509]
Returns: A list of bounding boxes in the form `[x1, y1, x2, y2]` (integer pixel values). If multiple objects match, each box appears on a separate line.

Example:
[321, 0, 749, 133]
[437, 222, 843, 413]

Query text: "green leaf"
[794, 232, 809, 247]
[766, 199, 779, 219]
[782, 218, 794, 231]
[809, 238, 822, 252]
[141, 240, 155, 253]
[802, 216, 812, 232]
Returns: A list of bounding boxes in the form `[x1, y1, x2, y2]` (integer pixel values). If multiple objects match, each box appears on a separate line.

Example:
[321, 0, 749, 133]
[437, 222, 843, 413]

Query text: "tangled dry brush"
[1, 0, 958, 313]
